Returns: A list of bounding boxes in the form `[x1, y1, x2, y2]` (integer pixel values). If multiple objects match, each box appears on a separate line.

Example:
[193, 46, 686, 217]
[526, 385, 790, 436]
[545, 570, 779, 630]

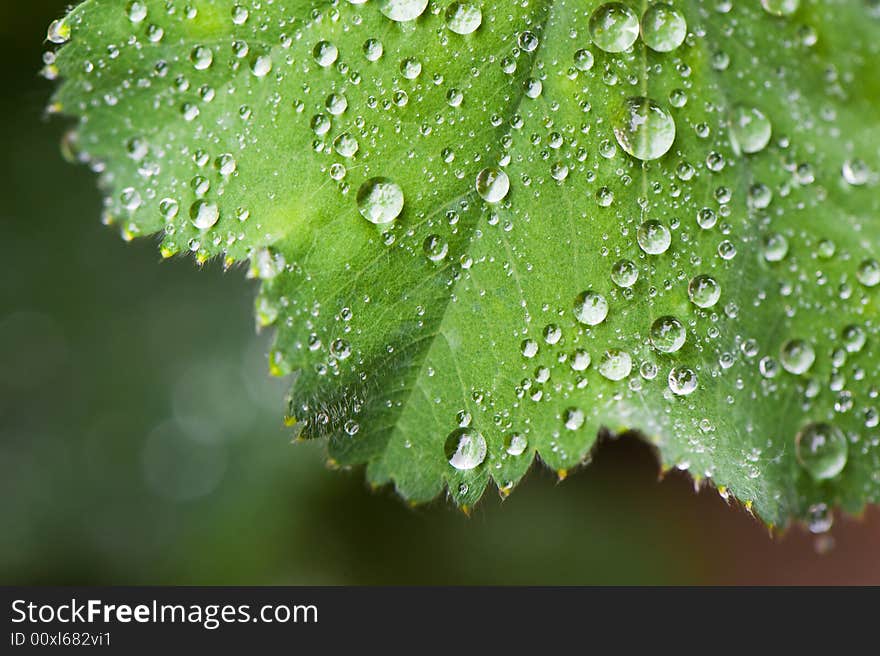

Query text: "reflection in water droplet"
[637, 220, 672, 255]
[476, 167, 510, 203]
[796, 422, 848, 481]
[611, 259, 639, 287]
[423, 234, 449, 262]
[356, 177, 404, 224]
[573, 291, 609, 326]
[780, 339, 815, 375]
[379, 0, 429, 22]
[505, 432, 528, 456]
[856, 258, 880, 287]
[614, 97, 676, 161]
[688, 274, 721, 308]
[640, 3, 687, 52]
[445, 1, 482, 35]
[589, 3, 640, 53]
[729, 106, 772, 155]
[842, 159, 870, 186]
[668, 366, 697, 395]
[190, 200, 219, 229]
[445, 428, 487, 470]
[598, 349, 632, 381]
[650, 316, 686, 353]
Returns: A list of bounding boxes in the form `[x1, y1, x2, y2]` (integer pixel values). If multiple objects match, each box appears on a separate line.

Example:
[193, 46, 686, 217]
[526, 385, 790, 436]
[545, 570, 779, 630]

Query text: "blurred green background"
[3, 1, 879, 586]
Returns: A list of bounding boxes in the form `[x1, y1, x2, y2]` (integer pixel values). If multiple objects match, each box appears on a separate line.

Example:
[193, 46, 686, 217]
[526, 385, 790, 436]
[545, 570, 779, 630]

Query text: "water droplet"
[763, 233, 789, 262]
[521, 339, 539, 359]
[190, 200, 219, 229]
[47, 19, 71, 44]
[190, 45, 213, 70]
[564, 408, 585, 430]
[613, 97, 676, 161]
[640, 3, 687, 52]
[842, 158, 870, 186]
[356, 177, 404, 224]
[650, 316, 686, 353]
[637, 220, 672, 255]
[688, 274, 721, 308]
[423, 234, 449, 262]
[231, 4, 249, 25]
[363, 38, 384, 62]
[251, 54, 272, 77]
[573, 291, 609, 326]
[598, 349, 632, 381]
[571, 349, 591, 371]
[729, 106, 772, 155]
[573, 49, 594, 71]
[475, 167, 510, 203]
[445, 1, 482, 35]
[842, 324, 866, 353]
[445, 428, 486, 470]
[856, 259, 880, 287]
[668, 366, 698, 395]
[780, 339, 815, 375]
[589, 3, 640, 53]
[379, 0, 429, 22]
[504, 432, 528, 456]
[313, 41, 338, 67]
[611, 259, 639, 287]
[127, 1, 148, 23]
[334, 132, 359, 158]
[761, 0, 800, 17]
[796, 422, 848, 481]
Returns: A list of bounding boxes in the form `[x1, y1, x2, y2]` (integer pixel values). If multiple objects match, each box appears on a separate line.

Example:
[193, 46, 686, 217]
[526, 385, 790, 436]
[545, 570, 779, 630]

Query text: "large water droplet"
[613, 97, 676, 161]
[640, 3, 687, 52]
[573, 291, 609, 326]
[688, 274, 721, 308]
[47, 19, 71, 44]
[637, 220, 672, 255]
[475, 167, 510, 203]
[589, 3, 640, 53]
[504, 433, 528, 456]
[445, 428, 487, 470]
[668, 366, 698, 395]
[598, 349, 632, 381]
[650, 316, 686, 353]
[445, 1, 482, 35]
[379, 0, 429, 22]
[780, 339, 815, 375]
[190, 200, 219, 229]
[356, 177, 404, 224]
[795, 422, 848, 481]
[856, 258, 880, 287]
[729, 106, 772, 155]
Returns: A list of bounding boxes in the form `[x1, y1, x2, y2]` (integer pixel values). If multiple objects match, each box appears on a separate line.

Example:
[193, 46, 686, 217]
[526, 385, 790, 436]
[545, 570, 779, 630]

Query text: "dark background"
[2, 1, 879, 585]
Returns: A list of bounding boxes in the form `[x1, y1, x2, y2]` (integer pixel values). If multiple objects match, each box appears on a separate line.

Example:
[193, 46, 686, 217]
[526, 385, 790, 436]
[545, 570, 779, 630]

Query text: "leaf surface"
[49, 0, 880, 526]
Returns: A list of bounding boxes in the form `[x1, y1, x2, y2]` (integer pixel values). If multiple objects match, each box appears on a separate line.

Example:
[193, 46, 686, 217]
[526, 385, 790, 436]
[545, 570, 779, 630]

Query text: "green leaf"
[48, 0, 880, 528]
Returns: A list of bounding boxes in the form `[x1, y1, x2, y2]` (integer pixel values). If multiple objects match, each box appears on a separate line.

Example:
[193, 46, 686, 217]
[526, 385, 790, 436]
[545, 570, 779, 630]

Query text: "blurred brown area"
[1, 0, 878, 586]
